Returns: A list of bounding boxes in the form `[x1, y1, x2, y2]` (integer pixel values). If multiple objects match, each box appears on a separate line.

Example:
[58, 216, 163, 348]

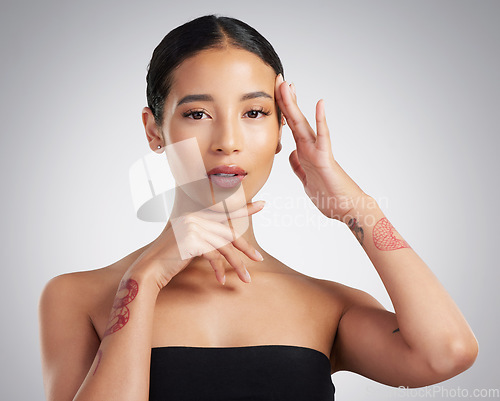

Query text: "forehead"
[169, 47, 276, 100]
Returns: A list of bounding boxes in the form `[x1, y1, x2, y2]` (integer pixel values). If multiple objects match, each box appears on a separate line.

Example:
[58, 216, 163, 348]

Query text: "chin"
[206, 182, 252, 213]
[174, 178, 251, 212]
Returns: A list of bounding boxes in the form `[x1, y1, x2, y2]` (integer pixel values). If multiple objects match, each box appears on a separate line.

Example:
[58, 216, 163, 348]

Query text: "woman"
[39, 15, 478, 401]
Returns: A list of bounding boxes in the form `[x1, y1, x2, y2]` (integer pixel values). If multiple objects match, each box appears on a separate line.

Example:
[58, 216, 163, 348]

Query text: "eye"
[182, 109, 210, 120]
[244, 108, 271, 119]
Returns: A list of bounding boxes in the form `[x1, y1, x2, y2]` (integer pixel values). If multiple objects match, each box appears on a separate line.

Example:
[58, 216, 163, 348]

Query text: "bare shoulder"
[262, 258, 337, 302]
[38, 266, 126, 400]
[41, 266, 118, 304]
[312, 277, 383, 306]
[39, 265, 125, 327]
[271, 260, 382, 312]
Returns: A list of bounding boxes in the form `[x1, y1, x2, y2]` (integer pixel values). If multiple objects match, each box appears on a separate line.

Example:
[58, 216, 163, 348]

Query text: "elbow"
[427, 334, 479, 379]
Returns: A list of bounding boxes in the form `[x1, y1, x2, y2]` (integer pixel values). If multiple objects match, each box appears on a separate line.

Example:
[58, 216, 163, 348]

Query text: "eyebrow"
[240, 91, 273, 101]
[177, 94, 213, 107]
[176, 91, 273, 107]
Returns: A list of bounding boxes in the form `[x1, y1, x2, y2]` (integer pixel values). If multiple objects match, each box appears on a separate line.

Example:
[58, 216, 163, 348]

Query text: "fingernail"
[254, 250, 264, 261]
[244, 268, 252, 283]
[222, 275, 226, 285]
[277, 73, 283, 83]
[290, 82, 296, 95]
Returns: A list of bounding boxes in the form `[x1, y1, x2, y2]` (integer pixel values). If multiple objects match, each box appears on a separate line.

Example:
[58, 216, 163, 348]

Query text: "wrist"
[124, 261, 169, 296]
[341, 194, 381, 226]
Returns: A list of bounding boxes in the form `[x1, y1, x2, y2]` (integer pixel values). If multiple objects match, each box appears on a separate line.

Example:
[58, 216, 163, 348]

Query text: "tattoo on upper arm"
[347, 218, 364, 246]
[392, 328, 400, 333]
[373, 217, 410, 251]
[103, 278, 139, 338]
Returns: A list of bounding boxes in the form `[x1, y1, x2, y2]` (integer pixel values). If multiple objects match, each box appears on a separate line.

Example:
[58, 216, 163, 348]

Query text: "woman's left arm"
[275, 75, 478, 387]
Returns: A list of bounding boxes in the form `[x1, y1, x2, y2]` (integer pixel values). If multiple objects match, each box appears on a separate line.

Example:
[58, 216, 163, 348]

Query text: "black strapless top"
[149, 345, 335, 400]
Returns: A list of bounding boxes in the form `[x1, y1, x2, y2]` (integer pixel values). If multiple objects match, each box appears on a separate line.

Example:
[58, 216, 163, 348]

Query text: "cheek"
[246, 120, 280, 147]
[246, 128, 279, 178]
[243, 147, 275, 200]
[163, 120, 214, 158]
[164, 119, 195, 144]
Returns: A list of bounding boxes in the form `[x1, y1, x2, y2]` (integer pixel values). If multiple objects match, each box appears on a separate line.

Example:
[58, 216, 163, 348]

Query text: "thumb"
[289, 150, 307, 186]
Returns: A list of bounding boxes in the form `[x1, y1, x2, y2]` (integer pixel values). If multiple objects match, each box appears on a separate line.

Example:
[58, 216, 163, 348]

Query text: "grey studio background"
[1, 0, 499, 400]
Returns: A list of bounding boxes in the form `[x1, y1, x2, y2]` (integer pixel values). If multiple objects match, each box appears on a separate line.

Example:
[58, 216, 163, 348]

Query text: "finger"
[213, 242, 251, 283]
[196, 200, 266, 222]
[289, 150, 307, 186]
[275, 77, 291, 127]
[278, 81, 316, 144]
[189, 213, 264, 262]
[184, 210, 263, 262]
[198, 227, 251, 283]
[192, 217, 261, 264]
[185, 214, 235, 243]
[275, 74, 286, 125]
[203, 250, 227, 285]
[231, 235, 264, 262]
[274, 73, 284, 111]
[225, 200, 266, 221]
[278, 81, 296, 127]
[194, 202, 266, 252]
[315, 99, 332, 151]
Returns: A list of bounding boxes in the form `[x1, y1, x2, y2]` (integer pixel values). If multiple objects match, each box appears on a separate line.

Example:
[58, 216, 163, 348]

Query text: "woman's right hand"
[127, 200, 266, 289]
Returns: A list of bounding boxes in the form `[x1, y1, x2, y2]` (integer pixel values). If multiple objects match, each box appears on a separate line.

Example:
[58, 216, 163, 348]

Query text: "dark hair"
[146, 15, 284, 128]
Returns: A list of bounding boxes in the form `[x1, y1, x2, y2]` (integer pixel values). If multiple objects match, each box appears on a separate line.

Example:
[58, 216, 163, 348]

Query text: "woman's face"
[160, 46, 282, 212]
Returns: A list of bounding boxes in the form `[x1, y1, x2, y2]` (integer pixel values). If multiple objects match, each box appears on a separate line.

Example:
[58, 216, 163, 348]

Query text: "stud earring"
[155, 144, 164, 154]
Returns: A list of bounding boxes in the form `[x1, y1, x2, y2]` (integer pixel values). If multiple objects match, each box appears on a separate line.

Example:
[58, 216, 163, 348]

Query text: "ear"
[275, 115, 285, 154]
[142, 107, 165, 153]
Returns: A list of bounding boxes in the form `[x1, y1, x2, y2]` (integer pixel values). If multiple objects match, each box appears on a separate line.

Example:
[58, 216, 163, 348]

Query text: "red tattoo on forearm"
[92, 349, 103, 376]
[103, 279, 138, 338]
[372, 217, 410, 251]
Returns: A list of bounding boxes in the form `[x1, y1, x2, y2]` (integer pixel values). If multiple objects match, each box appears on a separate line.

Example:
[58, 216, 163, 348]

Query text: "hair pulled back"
[146, 15, 284, 128]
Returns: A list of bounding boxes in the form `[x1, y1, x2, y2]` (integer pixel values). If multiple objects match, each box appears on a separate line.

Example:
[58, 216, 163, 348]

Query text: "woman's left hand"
[275, 74, 368, 222]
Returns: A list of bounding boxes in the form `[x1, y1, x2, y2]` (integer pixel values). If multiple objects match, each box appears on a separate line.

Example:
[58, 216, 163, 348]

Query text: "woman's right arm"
[39, 269, 160, 401]
[39, 201, 265, 401]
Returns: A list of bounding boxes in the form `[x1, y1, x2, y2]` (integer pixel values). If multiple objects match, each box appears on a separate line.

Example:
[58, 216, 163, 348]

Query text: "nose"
[210, 117, 243, 154]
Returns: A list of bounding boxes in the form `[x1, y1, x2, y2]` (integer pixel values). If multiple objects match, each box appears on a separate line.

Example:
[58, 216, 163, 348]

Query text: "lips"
[207, 165, 247, 188]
